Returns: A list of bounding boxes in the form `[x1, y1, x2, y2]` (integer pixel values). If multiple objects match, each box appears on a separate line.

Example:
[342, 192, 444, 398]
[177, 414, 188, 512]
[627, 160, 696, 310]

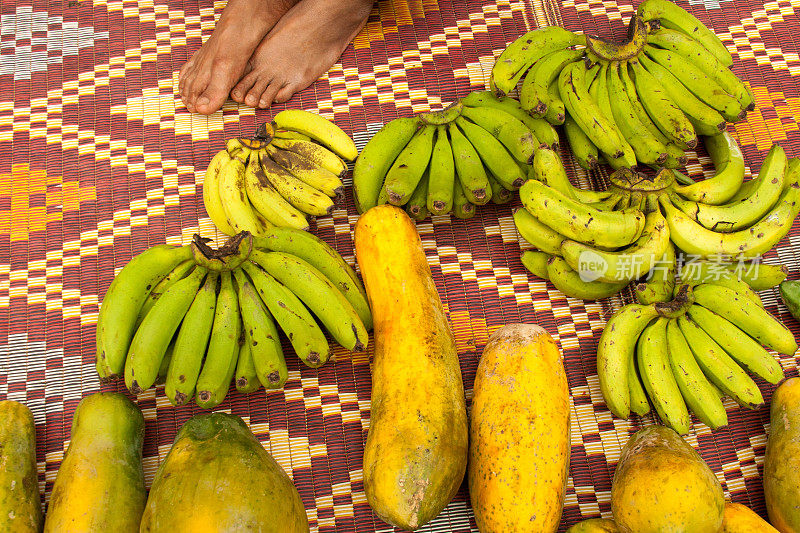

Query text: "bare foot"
[179, 0, 298, 114]
[230, 0, 374, 109]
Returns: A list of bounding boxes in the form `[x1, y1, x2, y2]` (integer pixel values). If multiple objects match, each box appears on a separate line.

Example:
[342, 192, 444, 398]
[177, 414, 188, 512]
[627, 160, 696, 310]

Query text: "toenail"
[245, 95, 257, 106]
[232, 90, 241, 99]
[196, 96, 210, 107]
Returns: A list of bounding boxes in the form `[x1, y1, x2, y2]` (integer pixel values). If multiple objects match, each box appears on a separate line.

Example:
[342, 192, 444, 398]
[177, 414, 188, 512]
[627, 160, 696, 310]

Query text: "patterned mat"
[0, 0, 798, 530]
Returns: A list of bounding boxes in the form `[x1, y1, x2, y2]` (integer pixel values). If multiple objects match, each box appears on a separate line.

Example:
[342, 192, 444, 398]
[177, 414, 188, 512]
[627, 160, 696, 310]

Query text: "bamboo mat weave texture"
[0, 0, 798, 530]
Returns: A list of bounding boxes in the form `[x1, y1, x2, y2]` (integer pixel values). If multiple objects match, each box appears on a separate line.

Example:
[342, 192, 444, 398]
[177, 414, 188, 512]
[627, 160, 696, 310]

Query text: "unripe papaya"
[0, 401, 42, 532]
[566, 518, 621, 533]
[611, 425, 724, 533]
[722, 502, 778, 532]
[44, 393, 145, 533]
[355, 205, 468, 530]
[140, 412, 309, 532]
[764, 377, 800, 532]
[468, 323, 570, 532]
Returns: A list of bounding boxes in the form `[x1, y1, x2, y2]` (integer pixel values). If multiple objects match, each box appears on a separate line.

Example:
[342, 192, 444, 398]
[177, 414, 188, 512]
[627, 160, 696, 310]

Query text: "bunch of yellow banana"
[597, 274, 794, 434]
[203, 109, 357, 234]
[352, 90, 560, 220]
[95, 228, 372, 408]
[493, 0, 754, 169]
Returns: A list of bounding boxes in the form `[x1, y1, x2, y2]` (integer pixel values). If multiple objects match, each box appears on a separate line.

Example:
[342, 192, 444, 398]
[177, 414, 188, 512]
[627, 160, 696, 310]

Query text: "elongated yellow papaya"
[44, 393, 145, 533]
[140, 412, 308, 532]
[0, 401, 42, 532]
[722, 502, 778, 532]
[764, 377, 800, 532]
[469, 324, 570, 532]
[355, 205, 468, 530]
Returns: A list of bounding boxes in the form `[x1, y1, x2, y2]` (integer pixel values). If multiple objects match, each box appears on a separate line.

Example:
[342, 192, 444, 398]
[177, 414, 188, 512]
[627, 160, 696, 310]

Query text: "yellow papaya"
[0, 401, 42, 532]
[44, 393, 145, 533]
[566, 518, 621, 532]
[140, 412, 309, 532]
[764, 377, 800, 533]
[611, 425, 724, 533]
[355, 205, 468, 530]
[723, 502, 778, 532]
[468, 323, 570, 532]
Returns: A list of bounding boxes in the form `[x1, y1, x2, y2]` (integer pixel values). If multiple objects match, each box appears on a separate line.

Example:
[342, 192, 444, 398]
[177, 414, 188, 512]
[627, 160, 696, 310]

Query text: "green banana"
[125, 267, 207, 395]
[673, 132, 745, 204]
[637, 318, 692, 434]
[546, 256, 628, 300]
[491, 26, 583, 96]
[164, 271, 218, 406]
[513, 208, 566, 256]
[520, 49, 585, 117]
[460, 105, 537, 164]
[586, 15, 648, 60]
[238, 278, 288, 389]
[692, 284, 797, 355]
[530, 147, 577, 200]
[638, 0, 732, 66]
[242, 260, 330, 367]
[665, 319, 728, 429]
[270, 137, 347, 177]
[688, 304, 784, 383]
[520, 179, 645, 248]
[454, 116, 522, 195]
[629, 342, 652, 417]
[729, 156, 800, 203]
[452, 179, 475, 219]
[196, 271, 240, 409]
[677, 260, 788, 290]
[258, 151, 334, 216]
[448, 120, 492, 204]
[463, 91, 559, 149]
[427, 126, 456, 215]
[418, 101, 464, 125]
[677, 315, 763, 409]
[244, 154, 310, 230]
[635, 242, 676, 304]
[545, 80, 566, 124]
[234, 341, 260, 394]
[520, 250, 551, 280]
[96, 245, 193, 380]
[703, 273, 763, 308]
[592, 63, 638, 168]
[136, 259, 196, 326]
[405, 172, 429, 221]
[488, 171, 513, 204]
[353, 117, 420, 213]
[384, 124, 436, 206]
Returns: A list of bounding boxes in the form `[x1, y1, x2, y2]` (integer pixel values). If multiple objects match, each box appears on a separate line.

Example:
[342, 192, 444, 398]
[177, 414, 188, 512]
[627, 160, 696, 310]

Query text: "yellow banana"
[258, 150, 334, 216]
[202, 149, 236, 235]
[266, 144, 343, 197]
[272, 109, 357, 161]
[243, 154, 310, 230]
[217, 156, 265, 236]
[673, 132, 744, 205]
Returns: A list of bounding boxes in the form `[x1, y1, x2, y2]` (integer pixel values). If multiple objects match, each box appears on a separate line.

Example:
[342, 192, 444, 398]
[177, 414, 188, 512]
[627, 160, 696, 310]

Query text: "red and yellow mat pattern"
[0, 0, 798, 530]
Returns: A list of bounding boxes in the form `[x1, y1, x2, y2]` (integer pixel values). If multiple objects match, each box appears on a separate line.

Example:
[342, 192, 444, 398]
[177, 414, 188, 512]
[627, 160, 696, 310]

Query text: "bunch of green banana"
[95, 228, 372, 408]
[597, 279, 794, 433]
[352, 91, 561, 220]
[203, 109, 356, 234]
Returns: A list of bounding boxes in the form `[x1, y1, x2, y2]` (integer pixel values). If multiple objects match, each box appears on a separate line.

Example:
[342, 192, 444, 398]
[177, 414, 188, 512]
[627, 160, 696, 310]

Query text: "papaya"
[140, 412, 309, 532]
[722, 502, 779, 532]
[468, 323, 570, 532]
[44, 393, 145, 533]
[611, 425, 724, 533]
[764, 377, 800, 532]
[0, 401, 42, 532]
[354, 205, 468, 530]
[566, 518, 621, 533]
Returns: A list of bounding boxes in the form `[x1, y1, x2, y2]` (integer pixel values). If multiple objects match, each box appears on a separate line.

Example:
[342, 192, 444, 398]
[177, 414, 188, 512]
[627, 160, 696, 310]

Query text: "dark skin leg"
[178, 0, 299, 114]
[230, 0, 374, 109]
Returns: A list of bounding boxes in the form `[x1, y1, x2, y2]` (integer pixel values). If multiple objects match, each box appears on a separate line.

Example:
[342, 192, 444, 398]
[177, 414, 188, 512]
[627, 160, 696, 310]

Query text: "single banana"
[585, 15, 648, 60]
[418, 101, 464, 125]
[677, 315, 763, 409]
[272, 109, 357, 161]
[252, 227, 372, 330]
[688, 304, 784, 383]
[125, 267, 207, 394]
[217, 156, 265, 235]
[661, 181, 800, 259]
[703, 273, 763, 308]
[253, 251, 368, 352]
[628, 341, 651, 417]
[164, 271, 218, 406]
[644, 46, 745, 122]
[634, 242, 676, 304]
[520, 49, 585, 117]
[448, 120, 492, 204]
[384, 124, 436, 206]
[196, 270, 240, 409]
[563, 115, 599, 170]
[546, 256, 628, 300]
[597, 303, 661, 418]
[258, 150, 334, 216]
[427, 126, 456, 215]
[637, 0, 732, 66]
[673, 132, 744, 205]
[491, 26, 583, 96]
[560, 209, 670, 283]
[243, 153, 310, 230]
[628, 60, 697, 149]
[488, 171, 513, 204]
[405, 171, 429, 221]
[202, 149, 236, 235]
[270, 137, 346, 177]
[520, 179, 645, 249]
[729, 156, 800, 203]
[592, 62, 638, 168]
[461, 91, 540, 145]
[665, 319, 728, 429]
[241, 260, 331, 367]
[352, 117, 420, 213]
[513, 208, 566, 256]
[520, 250, 551, 280]
[671, 144, 786, 231]
[678, 260, 788, 291]
[545, 80, 567, 125]
[530, 147, 577, 200]
[692, 284, 798, 355]
[454, 116, 523, 196]
[96, 244, 193, 380]
[459, 105, 537, 164]
[266, 144, 343, 198]
[637, 318, 692, 434]
[647, 27, 753, 111]
[452, 178, 476, 219]
[136, 259, 195, 326]
[234, 340, 260, 394]
[273, 129, 312, 142]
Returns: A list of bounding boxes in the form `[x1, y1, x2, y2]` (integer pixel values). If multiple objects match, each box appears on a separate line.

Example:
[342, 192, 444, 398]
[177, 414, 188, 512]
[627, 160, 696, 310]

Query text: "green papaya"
[779, 280, 800, 322]
[0, 401, 42, 532]
[140, 412, 309, 532]
[44, 393, 145, 532]
[764, 377, 800, 532]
